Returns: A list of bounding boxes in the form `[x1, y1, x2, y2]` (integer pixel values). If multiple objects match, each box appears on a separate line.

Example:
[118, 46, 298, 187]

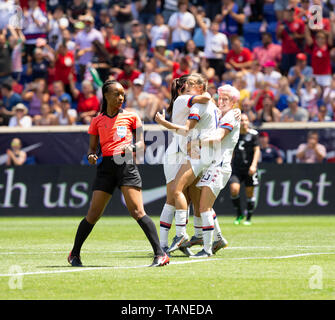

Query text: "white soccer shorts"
[163, 152, 187, 184]
[196, 166, 232, 198]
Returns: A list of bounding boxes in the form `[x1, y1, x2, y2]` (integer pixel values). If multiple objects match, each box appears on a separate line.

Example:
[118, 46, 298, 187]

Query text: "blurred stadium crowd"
[0, 0, 335, 128]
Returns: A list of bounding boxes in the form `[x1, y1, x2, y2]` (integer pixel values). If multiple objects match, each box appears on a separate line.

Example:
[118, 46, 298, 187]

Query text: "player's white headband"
[218, 85, 240, 102]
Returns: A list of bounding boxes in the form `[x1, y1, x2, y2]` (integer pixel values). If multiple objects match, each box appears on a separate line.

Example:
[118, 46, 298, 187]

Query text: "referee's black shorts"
[229, 168, 259, 187]
[92, 156, 142, 194]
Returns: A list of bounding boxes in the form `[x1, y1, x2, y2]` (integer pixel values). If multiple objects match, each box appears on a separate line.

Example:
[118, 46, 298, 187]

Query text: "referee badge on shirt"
[116, 126, 127, 138]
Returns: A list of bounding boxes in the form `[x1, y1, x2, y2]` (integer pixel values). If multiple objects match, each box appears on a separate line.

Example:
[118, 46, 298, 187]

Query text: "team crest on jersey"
[117, 126, 127, 138]
[245, 134, 252, 141]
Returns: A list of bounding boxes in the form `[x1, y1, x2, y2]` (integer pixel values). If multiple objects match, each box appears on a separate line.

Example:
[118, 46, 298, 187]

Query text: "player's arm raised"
[155, 110, 198, 136]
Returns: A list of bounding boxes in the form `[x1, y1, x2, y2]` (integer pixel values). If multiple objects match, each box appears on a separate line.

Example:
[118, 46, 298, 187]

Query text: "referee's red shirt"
[88, 110, 142, 157]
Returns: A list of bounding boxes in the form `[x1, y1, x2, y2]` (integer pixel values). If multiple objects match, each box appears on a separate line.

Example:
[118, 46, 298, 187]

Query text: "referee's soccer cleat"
[191, 249, 212, 258]
[167, 234, 189, 253]
[67, 251, 83, 267]
[212, 237, 228, 255]
[179, 246, 194, 257]
[181, 235, 203, 248]
[149, 253, 170, 267]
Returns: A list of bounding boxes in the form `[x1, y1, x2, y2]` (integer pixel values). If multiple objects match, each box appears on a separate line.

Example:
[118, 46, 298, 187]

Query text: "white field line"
[0, 252, 334, 277]
[1, 245, 335, 255]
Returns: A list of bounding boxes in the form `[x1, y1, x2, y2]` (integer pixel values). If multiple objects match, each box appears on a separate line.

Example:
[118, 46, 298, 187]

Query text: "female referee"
[68, 80, 169, 267]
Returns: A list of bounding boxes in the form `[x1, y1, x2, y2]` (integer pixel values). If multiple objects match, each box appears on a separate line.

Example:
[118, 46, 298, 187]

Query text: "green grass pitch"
[0, 215, 334, 300]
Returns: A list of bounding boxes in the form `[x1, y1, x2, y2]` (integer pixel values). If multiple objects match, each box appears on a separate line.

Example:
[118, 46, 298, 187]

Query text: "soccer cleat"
[191, 249, 212, 258]
[162, 246, 171, 257]
[149, 253, 170, 267]
[233, 216, 244, 225]
[167, 234, 189, 253]
[212, 238, 228, 255]
[67, 251, 83, 267]
[179, 246, 194, 257]
[243, 220, 252, 226]
[181, 235, 203, 248]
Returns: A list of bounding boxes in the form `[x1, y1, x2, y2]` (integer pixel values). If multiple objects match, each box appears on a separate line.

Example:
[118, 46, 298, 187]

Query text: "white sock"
[193, 216, 203, 238]
[159, 204, 175, 248]
[175, 209, 187, 237]
[201, 211, 214, 254]
[212, 210, 222, 241]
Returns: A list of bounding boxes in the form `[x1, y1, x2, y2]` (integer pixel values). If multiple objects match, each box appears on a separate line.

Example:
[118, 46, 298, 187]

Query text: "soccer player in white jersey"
[189, 85, 241, 257]
[156, 78, 240, 255]
[159, 74, 212, 255]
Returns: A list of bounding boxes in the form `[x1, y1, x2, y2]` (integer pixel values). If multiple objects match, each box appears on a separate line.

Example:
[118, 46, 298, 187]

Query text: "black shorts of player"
[92, 156, 142, 194]
[229, 169, 259, 187]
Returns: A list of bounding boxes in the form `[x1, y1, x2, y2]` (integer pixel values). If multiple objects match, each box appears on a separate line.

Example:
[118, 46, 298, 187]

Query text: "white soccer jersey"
[210, 109, 241, 171]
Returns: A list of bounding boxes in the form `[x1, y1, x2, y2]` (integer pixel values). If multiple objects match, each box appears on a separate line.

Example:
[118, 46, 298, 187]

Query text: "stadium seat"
[243, 22, 263, 49]
[263, 3, 277, 23]
[267, 22, 279, 43]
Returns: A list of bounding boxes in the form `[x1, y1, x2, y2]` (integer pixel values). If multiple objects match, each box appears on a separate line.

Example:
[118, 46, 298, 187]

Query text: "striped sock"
[175, 209, 187, 237]
[159, 204, 175, 248]
[193, 216, 203, 238]
[212, 210, 222, 241]
[201, 211, 214, 254]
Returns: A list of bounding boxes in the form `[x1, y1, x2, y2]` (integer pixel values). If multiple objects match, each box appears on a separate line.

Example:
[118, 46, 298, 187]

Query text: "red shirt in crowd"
[54, 52, 76, 85]
[226, 47, 253, 70]
[88, 110, 142, 157]
[278, 19, 305, 54]
[105, 35, 120, 56]
[311, 44, 331, 75]
[172, 62, 189, 79]
[117, 70, 141, 89]
[77, 93, 100, 114]
[252, 90, 275, 112]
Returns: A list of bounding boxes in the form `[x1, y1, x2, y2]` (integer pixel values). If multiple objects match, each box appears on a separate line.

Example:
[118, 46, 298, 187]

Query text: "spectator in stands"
[287, 53, 313, 91]
[126, 77, 161, 122]
[274, 76, 294, 111]
[168, 0, 196, 51]
[136, 0, 157, 25]
[102, 23, 120, 59]
[251, 81, 275, 112]
[67, 0, 89, 26]
[22, 78, 50, 118]
[116, 58, 141, 90]
[91, 39, 112, 83]
[252, 32, 282, 67]
[276, 7, 305, 74]
[6, 138, 27, 166]
[8, 103, 33, 128]
[179, 39, 202, 74]
[8, 26, 26, 83]
[256, 93, 281, 123]
[232, 72, 250, 109]
[225, 35, 253, 73]
[50, 80, 72, 112]
[54, 41, 76, 90]
[33, 103, 56, 126]
[23, 0, 48, 61]
[305, 27, 333, 88]
[297, 77, 322, 119]
[69, 77, 100, 124]
[259, 131, 283, 164]
[243, 60, 264, 94]
[1, 81, 22, 119]
[280, 94, 309, 122]
[323, 74, 335, 114]
[241, 100, 257, 124]
[0, 33, 14, 85]
[111, 0, 134, 38]
[311, 104, 332, 122]
[216, 0, 246, 36]
[199, 57, 216, 83]
[26, 47, 52, 81]
[274, 0, 289, 23]
[128, 20, 147, 52]
[48, 6, 69, 50]
[191, 6, 228, 78]
[161, 0, 178, 24]
[54, 96, 78, 125]
[296, 131, 327, 163]
[262, 60, 281, 95]
[75, 15, 104, 80]
[138, 61, 163, 95]
[148, 13, 170, 49]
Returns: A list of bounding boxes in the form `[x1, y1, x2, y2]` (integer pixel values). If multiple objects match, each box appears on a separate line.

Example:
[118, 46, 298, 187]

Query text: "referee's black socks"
[71, 218, 94, 257]
[137, 215, 164, 257]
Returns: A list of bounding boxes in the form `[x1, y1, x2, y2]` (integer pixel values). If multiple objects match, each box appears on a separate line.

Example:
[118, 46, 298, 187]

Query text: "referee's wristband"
[87, 153, 96, 160]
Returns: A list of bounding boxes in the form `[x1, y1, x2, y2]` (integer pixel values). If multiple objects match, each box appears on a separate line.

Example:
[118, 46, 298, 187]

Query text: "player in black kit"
[229, 114, 260, 225]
